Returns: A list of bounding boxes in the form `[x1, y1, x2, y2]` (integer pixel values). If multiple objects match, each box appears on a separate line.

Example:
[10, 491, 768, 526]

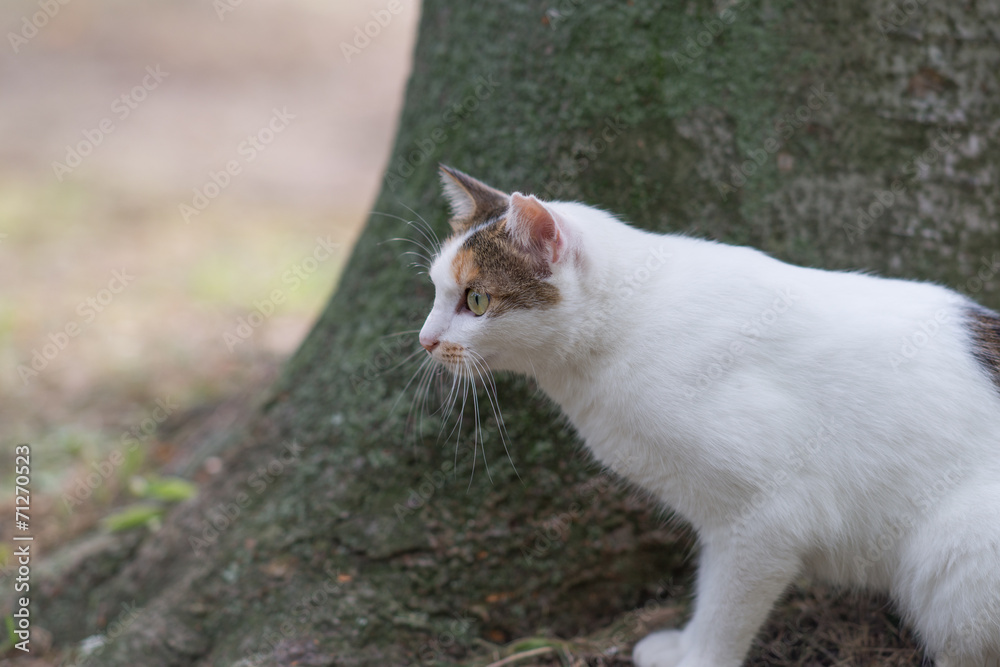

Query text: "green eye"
[467, 290, 490, 316]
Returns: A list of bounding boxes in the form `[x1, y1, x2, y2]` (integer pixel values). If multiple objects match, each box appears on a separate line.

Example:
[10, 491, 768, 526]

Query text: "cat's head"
[417, 166, 586, 375]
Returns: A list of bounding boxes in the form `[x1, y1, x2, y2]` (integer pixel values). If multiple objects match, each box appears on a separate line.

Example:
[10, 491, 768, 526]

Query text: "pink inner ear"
[509, 193, 564, 263]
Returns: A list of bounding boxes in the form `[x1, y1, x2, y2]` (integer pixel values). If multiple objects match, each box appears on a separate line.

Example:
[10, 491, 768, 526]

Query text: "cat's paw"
[631, 629, 686, 667]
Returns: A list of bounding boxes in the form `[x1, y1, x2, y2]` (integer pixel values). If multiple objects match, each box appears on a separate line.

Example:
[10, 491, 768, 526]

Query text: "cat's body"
[419, 166, 1000, 667]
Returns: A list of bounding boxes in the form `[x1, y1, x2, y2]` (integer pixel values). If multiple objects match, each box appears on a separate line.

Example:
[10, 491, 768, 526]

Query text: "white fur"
[419, 199, 1000, 667]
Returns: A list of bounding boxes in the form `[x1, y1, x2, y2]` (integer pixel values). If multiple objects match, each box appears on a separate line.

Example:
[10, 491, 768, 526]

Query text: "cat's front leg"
[632, 535, 799, 667]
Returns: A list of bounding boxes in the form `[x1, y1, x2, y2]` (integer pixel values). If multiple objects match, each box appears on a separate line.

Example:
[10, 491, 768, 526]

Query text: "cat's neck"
[525, 203, 673, 392]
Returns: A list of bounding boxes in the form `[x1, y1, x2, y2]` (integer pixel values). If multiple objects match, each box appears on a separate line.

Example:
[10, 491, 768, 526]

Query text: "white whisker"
[380, 235, 435, 259]
[437, 365, 462, 429]
[384, 346, 428, 376]
[370, 209, 441, 254]
[467, 351, 520, 481]
[400, 247, 434, 264]
[390, 244, 433, 272]
[380, 329, 421, 339]
[415, 361, 441, 439]
[401, 357, 434, 445]
[397, 202, 442, 250]
[456, 370, 468, 465]
[466, 357, 493, 487]
[393, 354, 432, 417]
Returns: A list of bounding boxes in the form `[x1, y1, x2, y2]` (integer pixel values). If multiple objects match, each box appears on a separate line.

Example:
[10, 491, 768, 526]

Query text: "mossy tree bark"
[33, 1, 1000, 665]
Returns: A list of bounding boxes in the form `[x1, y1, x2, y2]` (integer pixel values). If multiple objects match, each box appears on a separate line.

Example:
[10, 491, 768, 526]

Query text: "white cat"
[418, 166, 1000, 667]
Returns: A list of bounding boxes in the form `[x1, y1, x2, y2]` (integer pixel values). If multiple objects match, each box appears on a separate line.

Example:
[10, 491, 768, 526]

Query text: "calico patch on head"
[452, 218, 561, 315]
[440, 166, 563, 316]
[967, 307, 1000, 392]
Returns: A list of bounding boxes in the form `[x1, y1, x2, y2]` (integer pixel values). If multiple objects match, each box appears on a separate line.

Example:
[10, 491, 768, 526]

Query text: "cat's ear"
[507, 192, 566, 265]
[439, 165, 508, 234]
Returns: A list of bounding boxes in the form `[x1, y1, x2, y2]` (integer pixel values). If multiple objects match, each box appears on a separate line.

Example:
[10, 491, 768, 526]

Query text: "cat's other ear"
[439, 165, 509, 234]
[507, 192, 566, 265]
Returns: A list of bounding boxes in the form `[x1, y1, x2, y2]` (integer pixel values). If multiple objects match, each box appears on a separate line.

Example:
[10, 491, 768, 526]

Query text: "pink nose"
[420, 335, 439, 353]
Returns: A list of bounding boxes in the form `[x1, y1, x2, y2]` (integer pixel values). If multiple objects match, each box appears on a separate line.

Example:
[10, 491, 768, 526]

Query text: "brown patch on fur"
[456, 218, 561, 315]
[967, 307, 1000, 392]
[451, 247, 480, 287]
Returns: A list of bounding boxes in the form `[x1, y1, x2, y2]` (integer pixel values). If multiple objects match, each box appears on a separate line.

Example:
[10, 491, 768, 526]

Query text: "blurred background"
[1, 0, 419, 562]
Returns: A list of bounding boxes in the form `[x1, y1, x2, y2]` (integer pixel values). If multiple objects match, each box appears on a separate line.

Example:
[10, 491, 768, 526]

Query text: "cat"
[417, 165, 1000, 667]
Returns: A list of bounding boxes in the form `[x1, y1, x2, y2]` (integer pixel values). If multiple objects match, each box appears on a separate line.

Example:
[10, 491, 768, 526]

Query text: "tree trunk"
[31, 1, 1000, 665]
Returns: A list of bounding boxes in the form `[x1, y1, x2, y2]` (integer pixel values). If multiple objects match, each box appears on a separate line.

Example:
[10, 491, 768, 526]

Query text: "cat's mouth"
[434, 341, 467, 366]
[430, 342, 496, 372]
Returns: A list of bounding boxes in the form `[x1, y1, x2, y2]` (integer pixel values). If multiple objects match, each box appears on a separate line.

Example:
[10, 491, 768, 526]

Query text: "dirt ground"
[0, 0, 419, 608]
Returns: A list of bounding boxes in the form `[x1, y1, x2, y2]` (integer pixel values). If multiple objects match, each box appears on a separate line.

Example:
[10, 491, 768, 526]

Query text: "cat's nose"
[420, 334, 439, 353]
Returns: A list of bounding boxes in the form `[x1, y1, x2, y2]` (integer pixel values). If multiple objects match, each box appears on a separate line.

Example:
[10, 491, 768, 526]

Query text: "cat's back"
[612, 234, 1000, 458]
[645, 236, 983, 375]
